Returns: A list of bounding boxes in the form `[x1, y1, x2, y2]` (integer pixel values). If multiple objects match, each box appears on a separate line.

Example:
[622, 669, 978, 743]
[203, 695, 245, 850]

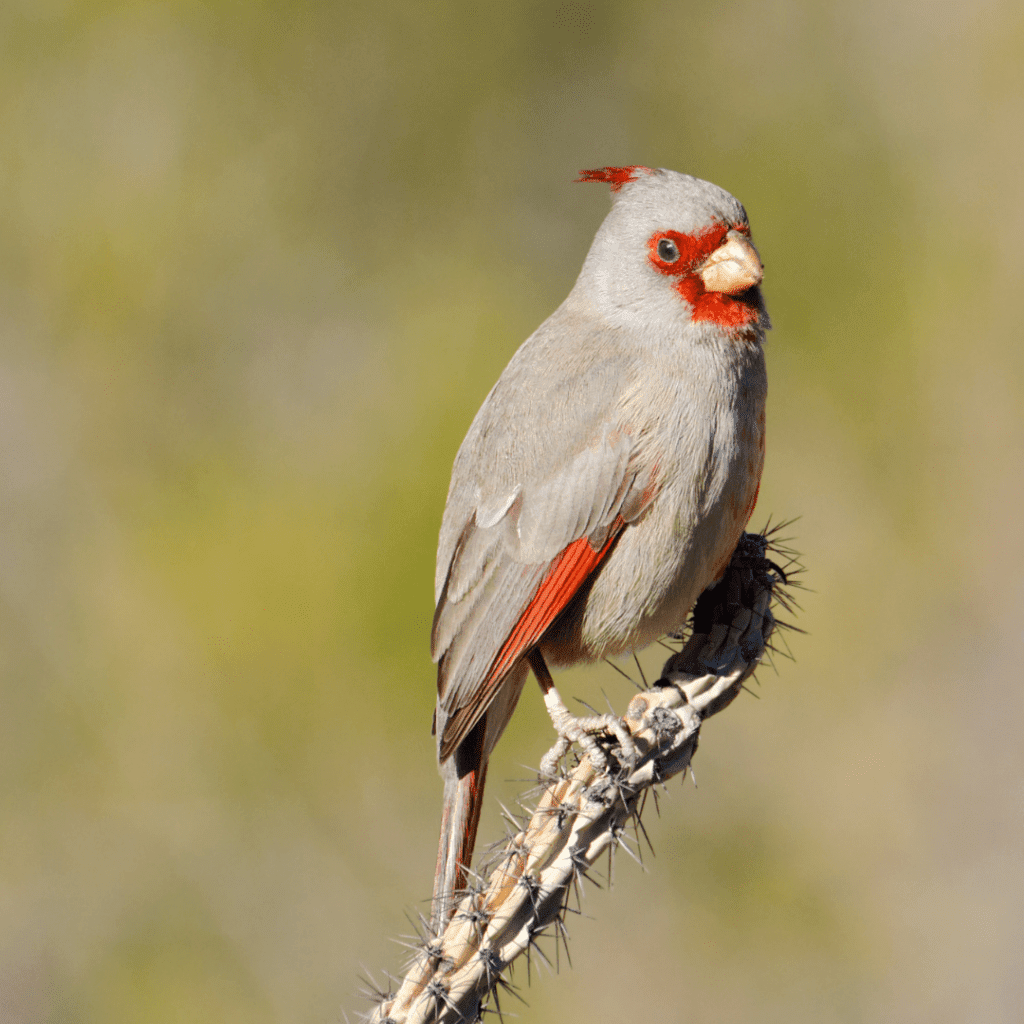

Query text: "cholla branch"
[365, 529, 800, 1024]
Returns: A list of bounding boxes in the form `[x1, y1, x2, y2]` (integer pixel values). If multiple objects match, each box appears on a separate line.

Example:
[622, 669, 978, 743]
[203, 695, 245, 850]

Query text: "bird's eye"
[657, 238, 679, 263]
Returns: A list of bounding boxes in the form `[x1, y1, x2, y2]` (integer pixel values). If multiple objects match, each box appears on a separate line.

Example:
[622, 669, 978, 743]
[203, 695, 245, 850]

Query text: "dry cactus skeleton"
[364, 528, 799, 1024]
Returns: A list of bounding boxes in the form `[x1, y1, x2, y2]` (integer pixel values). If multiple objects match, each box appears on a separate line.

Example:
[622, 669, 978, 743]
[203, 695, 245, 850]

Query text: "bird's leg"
[528, 649, 637, 777]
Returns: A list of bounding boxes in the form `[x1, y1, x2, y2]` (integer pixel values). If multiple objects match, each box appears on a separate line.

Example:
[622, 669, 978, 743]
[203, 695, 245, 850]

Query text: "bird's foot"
[538, 685, 637, 778]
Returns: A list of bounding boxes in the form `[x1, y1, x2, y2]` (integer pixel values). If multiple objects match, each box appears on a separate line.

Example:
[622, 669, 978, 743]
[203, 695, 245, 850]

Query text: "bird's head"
[576, 166, 770, 340]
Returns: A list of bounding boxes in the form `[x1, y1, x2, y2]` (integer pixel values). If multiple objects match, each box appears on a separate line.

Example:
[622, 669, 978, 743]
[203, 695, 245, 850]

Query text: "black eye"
[657, 238, 679, 263]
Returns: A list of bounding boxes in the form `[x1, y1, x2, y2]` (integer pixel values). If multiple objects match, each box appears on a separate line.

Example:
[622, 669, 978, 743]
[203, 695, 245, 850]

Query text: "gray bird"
[431, 166, 770, 927]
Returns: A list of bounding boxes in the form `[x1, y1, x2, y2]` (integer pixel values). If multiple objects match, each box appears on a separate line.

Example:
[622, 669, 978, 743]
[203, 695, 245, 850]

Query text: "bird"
[430, 166, 770, 929]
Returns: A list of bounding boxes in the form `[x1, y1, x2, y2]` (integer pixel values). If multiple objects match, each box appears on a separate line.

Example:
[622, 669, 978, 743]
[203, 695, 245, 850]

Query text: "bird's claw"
[539, 686, 637, 778]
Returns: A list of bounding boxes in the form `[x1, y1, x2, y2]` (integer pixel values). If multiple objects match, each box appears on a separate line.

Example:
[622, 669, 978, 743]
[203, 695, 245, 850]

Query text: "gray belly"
[541, 344, 766, 666]
[540, 421, 762, 664]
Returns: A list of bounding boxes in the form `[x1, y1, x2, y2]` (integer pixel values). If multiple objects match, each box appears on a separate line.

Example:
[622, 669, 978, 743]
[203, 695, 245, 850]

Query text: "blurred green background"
[1, 1, 1022, 1021]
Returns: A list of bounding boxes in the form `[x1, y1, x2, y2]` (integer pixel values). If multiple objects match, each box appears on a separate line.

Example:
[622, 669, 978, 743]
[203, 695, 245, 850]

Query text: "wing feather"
[433, 427, 657, 762]
[437, 529, 621, 762]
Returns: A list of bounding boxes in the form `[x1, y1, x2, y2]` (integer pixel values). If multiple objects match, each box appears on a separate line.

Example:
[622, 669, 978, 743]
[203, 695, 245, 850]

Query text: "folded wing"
[432, 425, 656, 761]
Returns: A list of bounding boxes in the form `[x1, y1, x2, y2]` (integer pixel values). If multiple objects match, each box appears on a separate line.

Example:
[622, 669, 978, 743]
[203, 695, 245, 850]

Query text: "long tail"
[432, 717, 488, 932]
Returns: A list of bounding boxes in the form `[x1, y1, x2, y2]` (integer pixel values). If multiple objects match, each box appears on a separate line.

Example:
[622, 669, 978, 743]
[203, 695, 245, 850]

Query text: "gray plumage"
[430, 167, 770, 927]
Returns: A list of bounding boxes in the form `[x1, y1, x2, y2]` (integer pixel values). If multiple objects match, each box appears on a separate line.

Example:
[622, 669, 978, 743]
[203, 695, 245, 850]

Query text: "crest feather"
[575, 166, 654, 192]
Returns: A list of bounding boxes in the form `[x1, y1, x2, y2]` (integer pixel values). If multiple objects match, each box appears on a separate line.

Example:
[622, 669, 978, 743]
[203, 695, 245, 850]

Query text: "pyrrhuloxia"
[430, 166, 770, 927]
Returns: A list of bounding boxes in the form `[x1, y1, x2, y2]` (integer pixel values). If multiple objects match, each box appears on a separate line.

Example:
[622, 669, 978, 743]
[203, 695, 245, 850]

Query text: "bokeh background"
[2, 1, 1022, 1021]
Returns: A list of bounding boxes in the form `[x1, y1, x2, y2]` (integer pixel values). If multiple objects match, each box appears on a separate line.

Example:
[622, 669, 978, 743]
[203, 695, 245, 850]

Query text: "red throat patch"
[647, 224, 760, 329]
[576, 166, 654, 191]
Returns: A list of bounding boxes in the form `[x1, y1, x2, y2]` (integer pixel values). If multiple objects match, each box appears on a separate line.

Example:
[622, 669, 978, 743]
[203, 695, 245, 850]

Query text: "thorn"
[633, 809, 655, 859]
[611, 823, 644, 867]
[495, 798, 524, 826]
[552, 903, 573, 971]
[399, 911, 430, 948]
[390, 934, 431, 966]
[632, 651, 649, 688]
[646, 787, 662, 819]
[526, 923, 554, 974]
[485, 985, 505, 1024]
[567, 854, 586, 907]
[494, 974, 527, 1005]
[456, 899, 492, 939]
[773, 631, 798, 661]
[522, 935, 534, 986]
[568, 843, 602, 897]
[482, 951, 527, 1006]
[550, 797, 575, 831]
[356, 967, 393, 1008]
[424, 978, 458, 1019]
[461, 866, 489, 897]
[510, 767, 550, 789]
[477, 946, 527, 1021]
[773, 618, 808, 637]
[518, 871, 543, 914]
[603, 656, 644, 691]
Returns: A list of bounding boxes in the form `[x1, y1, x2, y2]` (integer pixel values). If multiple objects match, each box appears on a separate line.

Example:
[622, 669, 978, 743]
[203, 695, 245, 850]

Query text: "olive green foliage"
[0, 2, 1021, 1022]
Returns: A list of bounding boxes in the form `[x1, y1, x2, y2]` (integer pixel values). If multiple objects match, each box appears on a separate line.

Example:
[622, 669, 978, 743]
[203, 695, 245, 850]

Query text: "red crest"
[575, 166, 654, 192]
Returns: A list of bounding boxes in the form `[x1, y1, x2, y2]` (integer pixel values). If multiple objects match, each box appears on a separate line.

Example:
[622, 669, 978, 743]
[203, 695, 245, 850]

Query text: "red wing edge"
[438, 521, 622, 761]
[488, 526, 620, 681]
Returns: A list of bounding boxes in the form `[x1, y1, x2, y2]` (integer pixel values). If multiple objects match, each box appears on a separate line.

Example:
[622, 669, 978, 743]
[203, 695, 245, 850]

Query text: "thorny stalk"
[363, 528, 801, 1024]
